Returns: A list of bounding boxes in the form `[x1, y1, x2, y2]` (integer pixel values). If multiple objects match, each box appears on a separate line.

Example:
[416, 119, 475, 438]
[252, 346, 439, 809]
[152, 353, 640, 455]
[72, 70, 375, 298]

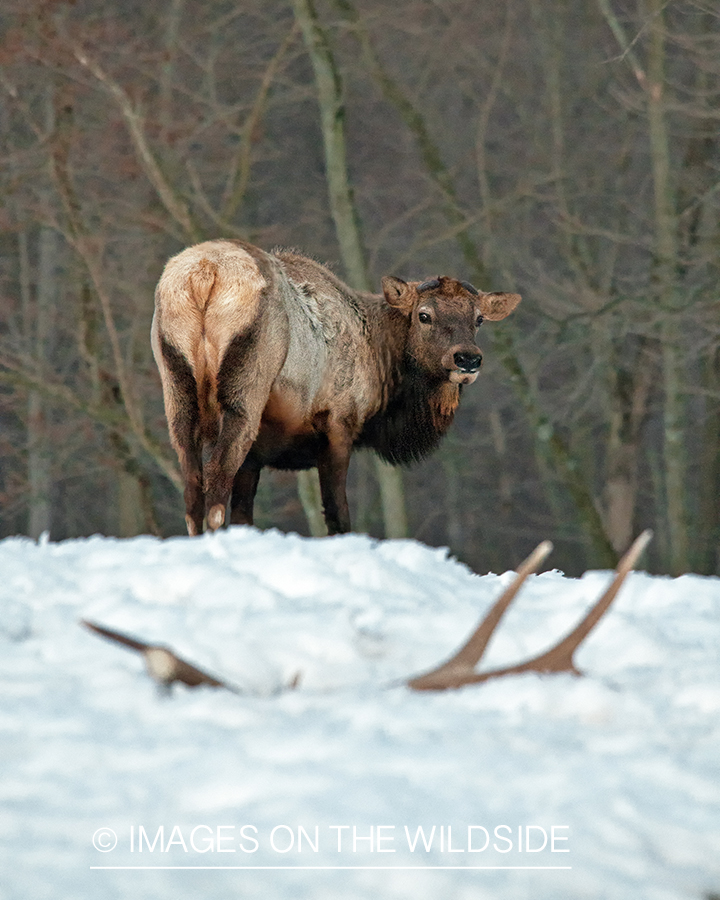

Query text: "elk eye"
[418, 311, 432, 324]
[475, 315, 484, 327]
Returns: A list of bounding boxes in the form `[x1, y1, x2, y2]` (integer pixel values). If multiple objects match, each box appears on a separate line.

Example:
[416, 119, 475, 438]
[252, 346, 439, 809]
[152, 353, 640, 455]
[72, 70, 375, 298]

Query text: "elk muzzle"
[444, 347, 483, 384]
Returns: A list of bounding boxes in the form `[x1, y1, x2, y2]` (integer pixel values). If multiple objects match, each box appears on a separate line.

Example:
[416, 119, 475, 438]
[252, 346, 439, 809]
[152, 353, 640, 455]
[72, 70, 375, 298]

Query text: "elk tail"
[188, 257, 217, 311]
[187, 258, 220, 447]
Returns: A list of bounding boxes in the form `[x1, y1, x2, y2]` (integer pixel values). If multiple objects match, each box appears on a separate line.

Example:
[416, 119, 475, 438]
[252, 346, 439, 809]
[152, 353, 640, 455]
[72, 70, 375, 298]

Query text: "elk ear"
[477, 292, 521, 321]
[382, 276, 414, 314]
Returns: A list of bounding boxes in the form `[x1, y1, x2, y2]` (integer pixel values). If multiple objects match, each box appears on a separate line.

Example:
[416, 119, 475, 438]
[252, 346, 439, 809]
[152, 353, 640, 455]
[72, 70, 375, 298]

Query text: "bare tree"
[292, 0, 408, 539]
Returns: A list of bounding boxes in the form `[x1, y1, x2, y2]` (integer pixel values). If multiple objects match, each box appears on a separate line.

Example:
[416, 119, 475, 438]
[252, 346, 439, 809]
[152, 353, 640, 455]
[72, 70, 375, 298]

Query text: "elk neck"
[355, 296, 461, 464]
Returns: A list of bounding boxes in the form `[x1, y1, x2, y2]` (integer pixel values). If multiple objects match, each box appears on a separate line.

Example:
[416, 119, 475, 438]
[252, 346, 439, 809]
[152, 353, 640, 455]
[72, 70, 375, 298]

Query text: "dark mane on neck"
[355, 357, 459, 465]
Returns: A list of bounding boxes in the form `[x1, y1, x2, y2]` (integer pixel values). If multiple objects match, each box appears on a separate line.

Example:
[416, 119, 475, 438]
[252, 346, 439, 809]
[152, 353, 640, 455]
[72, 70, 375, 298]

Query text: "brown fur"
[152, 240, 520, 535]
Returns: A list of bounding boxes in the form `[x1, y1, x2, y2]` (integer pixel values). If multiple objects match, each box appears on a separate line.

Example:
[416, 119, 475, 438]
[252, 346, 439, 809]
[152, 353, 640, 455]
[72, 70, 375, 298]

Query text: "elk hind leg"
[203, 409, 258, 531]
[160, 338, 204, 535]
[230, 462, 262, 526]
[202, 326, 272, 531]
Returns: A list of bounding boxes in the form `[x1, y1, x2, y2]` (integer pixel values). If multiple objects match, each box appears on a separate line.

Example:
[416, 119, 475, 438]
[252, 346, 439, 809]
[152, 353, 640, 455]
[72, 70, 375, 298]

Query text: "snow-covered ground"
[1, 526, 718, 900]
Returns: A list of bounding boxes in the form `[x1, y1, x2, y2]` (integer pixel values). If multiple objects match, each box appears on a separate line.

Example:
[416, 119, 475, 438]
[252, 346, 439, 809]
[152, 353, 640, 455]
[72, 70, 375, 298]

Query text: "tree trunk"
[297, 469, 327, 537]
[159, 0, 184, 144]
[338, 0, 617, 566]
[117, 471, 145, 537]
[646, 0, 688, 574]
[291, 0, 369, 291]
[601, 338, 653, 554]
[374, 457, 407, 539]
[23, 227, 57, 539]
[353, 450, 373, 534]
[440, 443, 464, 558]
[292, 0, 408, 539]
[697, 348, 720, 574]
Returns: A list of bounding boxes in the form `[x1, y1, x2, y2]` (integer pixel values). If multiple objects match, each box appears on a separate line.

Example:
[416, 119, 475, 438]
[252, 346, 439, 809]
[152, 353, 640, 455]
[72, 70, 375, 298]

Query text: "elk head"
[381, 275, 520, 384]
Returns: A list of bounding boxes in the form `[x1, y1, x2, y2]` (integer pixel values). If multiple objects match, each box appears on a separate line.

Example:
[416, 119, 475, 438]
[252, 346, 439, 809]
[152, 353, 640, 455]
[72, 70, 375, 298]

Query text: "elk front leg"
[317, 428, 353, 535]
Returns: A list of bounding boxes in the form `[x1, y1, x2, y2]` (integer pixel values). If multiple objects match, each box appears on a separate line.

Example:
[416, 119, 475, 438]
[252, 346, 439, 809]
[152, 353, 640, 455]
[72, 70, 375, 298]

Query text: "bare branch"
[221, 22, 299, 221]
[292, 0, 370, 291]
[71, 46, 201, 243]
[0, 346, 182, 492]
[597, 0, 648, 88]
[185, 160, 246, 239]
[44, 100, 183, 493]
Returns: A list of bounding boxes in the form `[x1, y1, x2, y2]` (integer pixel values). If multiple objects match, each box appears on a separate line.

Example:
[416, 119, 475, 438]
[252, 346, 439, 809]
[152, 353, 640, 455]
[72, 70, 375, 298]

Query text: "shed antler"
[80, 531, 651, 696]
[407, 530, 652, 691]
[81, 620, 234, 691]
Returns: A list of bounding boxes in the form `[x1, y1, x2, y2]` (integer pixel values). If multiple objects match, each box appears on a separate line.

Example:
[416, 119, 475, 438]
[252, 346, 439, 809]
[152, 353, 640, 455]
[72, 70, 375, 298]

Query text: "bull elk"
[151, 239, 520, 536]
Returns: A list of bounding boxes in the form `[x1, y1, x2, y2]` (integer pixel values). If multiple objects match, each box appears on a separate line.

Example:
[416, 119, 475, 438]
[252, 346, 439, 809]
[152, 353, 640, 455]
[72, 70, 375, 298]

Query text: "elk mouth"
[449, 370, 479, 385]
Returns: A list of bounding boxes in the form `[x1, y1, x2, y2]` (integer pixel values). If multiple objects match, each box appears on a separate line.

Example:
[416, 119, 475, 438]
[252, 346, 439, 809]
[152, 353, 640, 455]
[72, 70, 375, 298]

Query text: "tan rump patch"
[155, 241, 267, 378]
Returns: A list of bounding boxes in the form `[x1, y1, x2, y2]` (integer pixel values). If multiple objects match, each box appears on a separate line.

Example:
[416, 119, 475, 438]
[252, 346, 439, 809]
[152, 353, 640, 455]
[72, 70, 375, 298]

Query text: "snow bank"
[1, 527, 718, 900]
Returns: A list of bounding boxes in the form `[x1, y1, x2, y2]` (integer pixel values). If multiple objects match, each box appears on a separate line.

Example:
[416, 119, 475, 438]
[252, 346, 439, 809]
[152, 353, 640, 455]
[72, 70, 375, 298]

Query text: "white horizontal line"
[91, 865, 572, 871]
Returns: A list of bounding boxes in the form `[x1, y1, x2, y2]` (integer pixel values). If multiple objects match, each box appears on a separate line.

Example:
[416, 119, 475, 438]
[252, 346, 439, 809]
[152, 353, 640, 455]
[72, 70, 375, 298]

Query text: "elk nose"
[453, 350, 482, 372]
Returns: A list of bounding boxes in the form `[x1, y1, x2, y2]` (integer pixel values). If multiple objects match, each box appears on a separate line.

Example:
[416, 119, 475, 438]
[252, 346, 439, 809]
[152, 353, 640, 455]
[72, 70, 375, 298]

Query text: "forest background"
[0, 0, 718, 577]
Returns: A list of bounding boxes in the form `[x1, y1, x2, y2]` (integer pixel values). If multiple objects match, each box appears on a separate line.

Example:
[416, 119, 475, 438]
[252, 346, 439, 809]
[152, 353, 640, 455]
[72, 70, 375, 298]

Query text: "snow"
[1, 526, 718, 900]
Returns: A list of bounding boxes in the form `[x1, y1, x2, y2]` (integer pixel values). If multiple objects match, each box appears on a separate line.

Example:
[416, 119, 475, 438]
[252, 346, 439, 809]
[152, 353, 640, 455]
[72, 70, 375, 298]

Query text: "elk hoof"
[207, 504, 225, 531]
[185, 515, 199, 536]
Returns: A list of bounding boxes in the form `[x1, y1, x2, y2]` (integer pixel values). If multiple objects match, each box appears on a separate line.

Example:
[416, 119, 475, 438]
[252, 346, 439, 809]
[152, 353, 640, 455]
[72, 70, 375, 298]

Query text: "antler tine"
[407, 540, 553, 691]
[414, 529, 653, 691]
[481, 528, 653, 680]
[82, 619, 150, 652]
